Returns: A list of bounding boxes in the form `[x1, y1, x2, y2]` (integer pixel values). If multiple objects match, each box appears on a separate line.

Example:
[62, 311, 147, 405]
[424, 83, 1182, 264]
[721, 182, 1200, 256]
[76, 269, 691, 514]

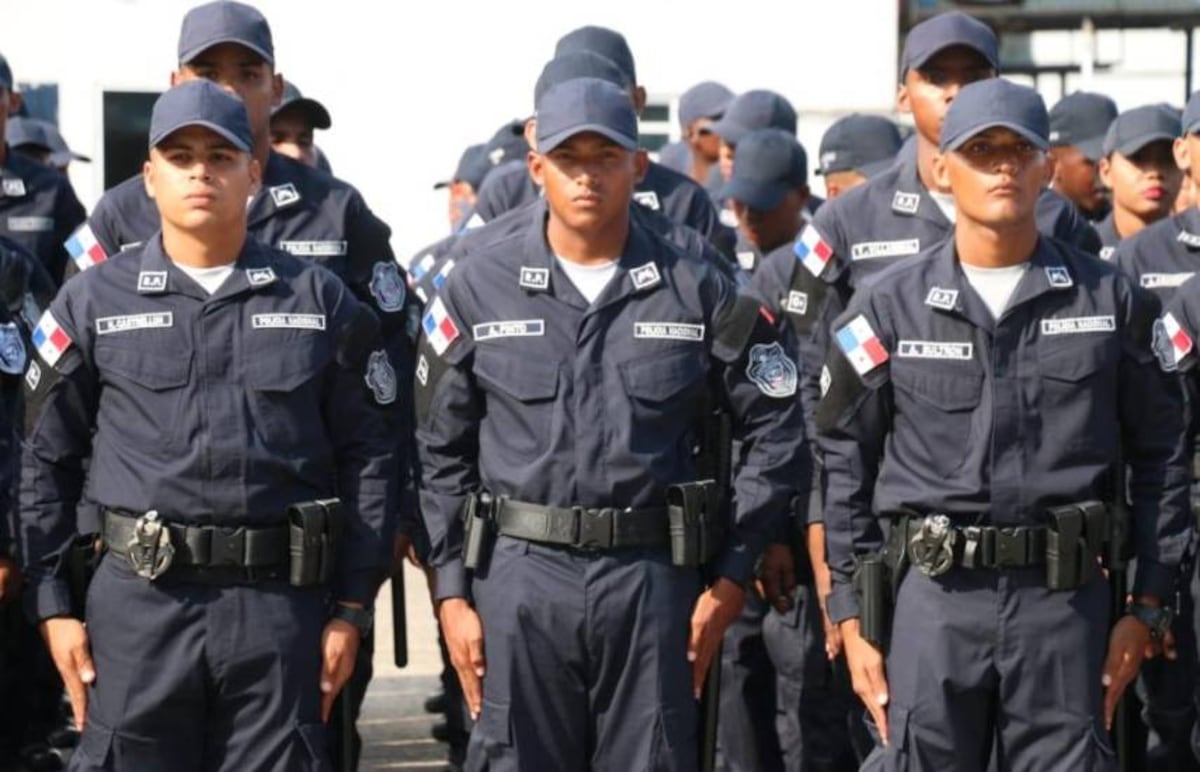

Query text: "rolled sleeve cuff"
[25, 579, 73, 625]
[826, 581, 860, 624]
[1132, 559, 1177, 604]
[715, 545, 758, 587]
[433, 559, 470, 603]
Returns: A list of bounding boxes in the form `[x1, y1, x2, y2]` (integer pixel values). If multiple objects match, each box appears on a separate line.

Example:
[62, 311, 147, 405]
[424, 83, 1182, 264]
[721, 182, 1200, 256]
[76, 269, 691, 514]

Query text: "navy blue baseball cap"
[435, 144, 490, 191]
[1102, 105, 1179, 158]
[484, 119, 529, 167]
[721, 129, 807, 210]
[149, 80, 254, 152]
[0, 54, 11, 91]
[271, 80, 331, 130]
[8, 118, 93, 165]
[178, 1, 274, 65]
[555, 26, 637, 85]
[535, 78, 638, 154]
[679, 81, 734, 130]
[901, 11, 998, 78]
[710, 90, 797, 145]
[818, 114, 903, 177]
[940, 79, 1049, 153]
[1048, 91, 1117, 161]
[1181, 90, 1200, 135]
[534, 52, 630, 106]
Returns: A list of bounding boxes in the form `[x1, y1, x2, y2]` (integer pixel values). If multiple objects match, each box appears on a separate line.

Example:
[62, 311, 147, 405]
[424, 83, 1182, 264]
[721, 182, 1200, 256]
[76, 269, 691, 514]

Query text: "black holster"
[462, 491, 495, 572]
[667, 480, 722, 568]
[1045, 501, 1108, 591]
[287, 498, 343, 587]
[66, 534, 101, 618]
[853, 555, 892, 651]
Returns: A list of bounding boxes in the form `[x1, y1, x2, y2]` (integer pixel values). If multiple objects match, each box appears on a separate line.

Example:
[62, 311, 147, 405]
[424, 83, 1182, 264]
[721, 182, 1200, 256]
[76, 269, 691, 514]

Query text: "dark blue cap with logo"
[8, 117, 92, 165]
[679, 81, 735, 130]
[1102, 105, 1179, 157]
[555, 26, 637, 85]
[940, 79, 1049, 153]
[178, 1, 274, 65]
[271, 80, 331, 130]
[901, 11, 998, 77]
[1181, 90, 1200, 135]
[1048, 91, 1117, 161]
[710, 90, 797, 145]
[0, 54, 11, 91]
[721, 129, 807, 211]
[483, 119, 529, 167]
[818, 114, 903, 177]
[435, 144, 491, 191]
[535, 77, 638, 154]
[149, 79, 254, 152]
[535, 51, 630, 106]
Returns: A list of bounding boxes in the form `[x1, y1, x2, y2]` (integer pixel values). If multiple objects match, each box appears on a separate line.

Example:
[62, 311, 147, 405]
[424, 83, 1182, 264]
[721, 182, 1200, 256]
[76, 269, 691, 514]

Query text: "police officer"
[20, 79, 398, 771]
[658, 81, 734, 193]
[269, 80, 332, 170]
[710, 90, 798, 188]
[1048, 91, 1118, 222]
[816, 114, 904, 200]
[725, 129, 811, 275]
[7, 116, 93, 175]
[820, 77, 1190, 770]
[434, 144, 490, 232]
[416, 77, 806, 770]
[0, 54, 86, 284]
[1093, 105, 1182, 260]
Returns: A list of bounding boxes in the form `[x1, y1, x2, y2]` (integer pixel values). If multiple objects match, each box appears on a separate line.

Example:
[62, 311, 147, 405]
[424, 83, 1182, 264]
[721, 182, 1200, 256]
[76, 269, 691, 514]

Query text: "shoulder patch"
[1155, 313, 1193, 372]
[364, 350, 397, 405]
[746, 342, 797, 398]
[0, 322, 26, 374]
[369, 260, 407, 312]
[794, 224, 833, 277]
[834, 314, 889, 376]
[32, 311, 72, 367]
[421, 297, 461, 356]
[65, 223, 108, 271]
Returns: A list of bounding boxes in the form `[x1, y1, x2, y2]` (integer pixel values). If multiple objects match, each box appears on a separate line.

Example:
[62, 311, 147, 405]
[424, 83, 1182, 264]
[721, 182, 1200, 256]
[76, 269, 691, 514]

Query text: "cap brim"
[708, 117, 745, 145]
[1111, 132, 1177, 158]
[537, 124, 637, 154]
[272, 98, 332, 130]
[151, 120, 252, 153]
[180, 37, 273, 66]
[432, 180, 452, 190]
[1076, 135, 1105, 162]
[50, 150, 90, 166]
[908, 40, 999, 76]
[720, 178, 789, 211]
[943, 121, 1049, 153]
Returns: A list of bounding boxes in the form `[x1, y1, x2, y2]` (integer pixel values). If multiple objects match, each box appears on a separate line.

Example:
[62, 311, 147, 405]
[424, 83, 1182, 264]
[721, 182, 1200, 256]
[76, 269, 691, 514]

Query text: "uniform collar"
[1176, 206, 1200, 249]
[247, 152, 307, 226]
[892, 153, 952, 228]
[0, 147, 29, 198]
[138, 232, 280, 301]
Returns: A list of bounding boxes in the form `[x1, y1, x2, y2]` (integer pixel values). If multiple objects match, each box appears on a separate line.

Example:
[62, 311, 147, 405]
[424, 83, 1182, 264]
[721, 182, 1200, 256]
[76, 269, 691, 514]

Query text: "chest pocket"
[95, 342, 192, 451]
[474, 349, 560, 458]
[891, 363, 983, 478]
[1037, 336, 1115, 451]
[619, 348, 708, 446]
[245, 337, 331, 449]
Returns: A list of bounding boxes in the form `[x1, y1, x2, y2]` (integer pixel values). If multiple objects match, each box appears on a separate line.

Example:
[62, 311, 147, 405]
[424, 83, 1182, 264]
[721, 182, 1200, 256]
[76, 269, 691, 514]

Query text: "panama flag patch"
[64, 224, 107, 271]
[835, 314, 889, 376]
[793, 224, 833, 277]
[421, 297, 460, 356]
[32, 310, 72, 367]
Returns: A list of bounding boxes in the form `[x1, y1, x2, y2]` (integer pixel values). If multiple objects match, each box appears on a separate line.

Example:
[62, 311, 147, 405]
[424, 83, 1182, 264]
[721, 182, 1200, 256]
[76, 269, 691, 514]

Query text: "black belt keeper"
[1046, 500, 1108, 591]
[287, 498, 343, 587]
[667, 480, 721, 568]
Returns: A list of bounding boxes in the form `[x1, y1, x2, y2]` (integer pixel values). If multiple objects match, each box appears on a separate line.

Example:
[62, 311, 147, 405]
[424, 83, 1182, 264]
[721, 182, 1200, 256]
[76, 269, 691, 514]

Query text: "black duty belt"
[103, 509, 289, 582]
[494, 498, 671, 551]
[896, 515, 1047, 576]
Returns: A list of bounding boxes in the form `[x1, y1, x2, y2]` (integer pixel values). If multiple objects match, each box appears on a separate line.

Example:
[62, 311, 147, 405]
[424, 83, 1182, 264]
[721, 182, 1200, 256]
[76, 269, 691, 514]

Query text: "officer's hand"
[39, 617, 94, 729]
[840, 618, 890, 746]
[688, 578, 746, 699]
[807, 526, 841, 659]
[1102, 615, 1152, 731]
[0, 557, 21, 604]
[759, 544, 795, 613]
[319, 615, 361, 723]
[438, 597, 485, 720]
[392, 532, 421, 573]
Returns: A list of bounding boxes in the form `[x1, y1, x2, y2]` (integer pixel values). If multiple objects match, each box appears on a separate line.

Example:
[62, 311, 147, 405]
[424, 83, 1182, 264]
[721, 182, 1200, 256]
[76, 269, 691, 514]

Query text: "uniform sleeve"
[19, 291, 96, 622]
[81, 198, 122, 264]
[325, 285, 402, 605]
[814, 296, 892, 624]
[413, 281, 480, 603]
[707, 276, 811, 584]
[50, 180, 87, 284]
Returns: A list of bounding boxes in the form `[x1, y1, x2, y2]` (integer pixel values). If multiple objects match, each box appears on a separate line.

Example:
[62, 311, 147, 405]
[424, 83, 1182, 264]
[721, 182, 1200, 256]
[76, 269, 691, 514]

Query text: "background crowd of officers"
[0, 2, 1198, 771]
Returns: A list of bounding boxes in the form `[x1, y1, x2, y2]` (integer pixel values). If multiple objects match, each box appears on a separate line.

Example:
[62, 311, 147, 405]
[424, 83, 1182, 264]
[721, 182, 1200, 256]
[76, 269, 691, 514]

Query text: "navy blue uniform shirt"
[1, 147, 86, 284]
[1113, 206, 1200, 306]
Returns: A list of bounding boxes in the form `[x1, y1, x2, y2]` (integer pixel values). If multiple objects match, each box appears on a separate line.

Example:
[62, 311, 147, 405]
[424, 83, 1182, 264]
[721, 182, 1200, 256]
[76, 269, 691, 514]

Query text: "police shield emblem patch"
[370, 261, 407, 312]
[364, 350, 397, 405]
[0, 322, 27, 375]
[746, 342, 797, 398]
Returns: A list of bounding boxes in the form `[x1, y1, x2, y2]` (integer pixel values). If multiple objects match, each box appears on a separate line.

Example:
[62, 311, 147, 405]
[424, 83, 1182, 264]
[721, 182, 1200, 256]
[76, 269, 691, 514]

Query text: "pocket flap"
[619, 348, 706, 402]
[96, 344, 191, 390]
[892, 367, 981, 411]
[474, 350, 559, 402]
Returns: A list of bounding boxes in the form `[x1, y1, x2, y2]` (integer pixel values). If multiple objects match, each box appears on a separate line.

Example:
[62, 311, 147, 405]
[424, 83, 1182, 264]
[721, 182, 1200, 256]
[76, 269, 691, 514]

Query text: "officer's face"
[448, 181, 476, 230]
[176, 44, 283, 142]
[1177, 174, 1197, 214]
[144, 126, 262, 232]
[899, 47, 995, 144]
[1048, 145, 1105, 214]
[530, 132, 647, 232]
[1173, 133, 1200, 192]
[269, 109, 317, 167]
[719, 141, 735, 181]
[823, 169, 868, 200]
[687, 119, 721, 162]
[934, 127, 1046, 227]
[1099, 141, 1182, 222]
[731, 189, 806, 252]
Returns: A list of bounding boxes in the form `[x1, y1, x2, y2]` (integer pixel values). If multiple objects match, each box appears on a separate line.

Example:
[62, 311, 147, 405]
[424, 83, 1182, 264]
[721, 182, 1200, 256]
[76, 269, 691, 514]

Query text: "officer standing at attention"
[0, 54, 86, 285]
[1093, 105, 1182, 260]
[815, 114, 904, 200]
[20, 79, 397, 771]
[1048, 91, 1118, 223]
[416, 77, 806, 770]
[820, 78, 1190, 770]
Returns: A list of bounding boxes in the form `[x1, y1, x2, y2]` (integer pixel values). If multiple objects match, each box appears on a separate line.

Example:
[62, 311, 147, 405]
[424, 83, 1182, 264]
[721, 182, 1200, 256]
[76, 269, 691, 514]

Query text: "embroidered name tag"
[251, 313, 326, 330]
[473, 319, 546, 341]
[896, 340, 973, 360]
[1141, 273, 1194, 289]
[277, 240, 347, 256]
[8, 216, 53, 232]
[1040, 315, 1116, 335]
[634, 322, 705, 341]
[850, 239, 920, 261]
[96, 312, 174, 335]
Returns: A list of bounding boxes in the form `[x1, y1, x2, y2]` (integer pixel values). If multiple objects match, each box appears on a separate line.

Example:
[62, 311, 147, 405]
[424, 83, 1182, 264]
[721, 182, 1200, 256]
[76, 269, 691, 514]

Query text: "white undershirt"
[930, 190, 957, 223]
[556, 256, 619, 304]
[960, 262, 1029, 320]
[174, 261, 236, 295]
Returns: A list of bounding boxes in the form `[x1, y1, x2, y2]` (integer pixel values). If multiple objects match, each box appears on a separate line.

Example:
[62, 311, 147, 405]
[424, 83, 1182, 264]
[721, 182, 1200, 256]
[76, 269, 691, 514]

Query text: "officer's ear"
[528, 150, 546, 188]
[248, 156, 262, 195]
[270, 72, 284, 108]
[931, 149, 951, 191]
[170, 70, 182, 87]
[1098, 155, 1114, 191]
[1045, 148, 1059, 185]
[1175, 136, 1191, 173]
[634, 148, 649, 182]
[896, 81, 911, 115]
[631, 86, 647, 115]
[143, 158, 157, 201]
[524, 118, 537, 152]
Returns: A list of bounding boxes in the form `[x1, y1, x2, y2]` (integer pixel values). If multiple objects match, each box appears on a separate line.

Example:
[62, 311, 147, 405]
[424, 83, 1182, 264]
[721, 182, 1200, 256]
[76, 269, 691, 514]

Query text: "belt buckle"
[126, 510, 175, 581]
[575, 508, 613, 551]
[909, 514, 956, 577]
